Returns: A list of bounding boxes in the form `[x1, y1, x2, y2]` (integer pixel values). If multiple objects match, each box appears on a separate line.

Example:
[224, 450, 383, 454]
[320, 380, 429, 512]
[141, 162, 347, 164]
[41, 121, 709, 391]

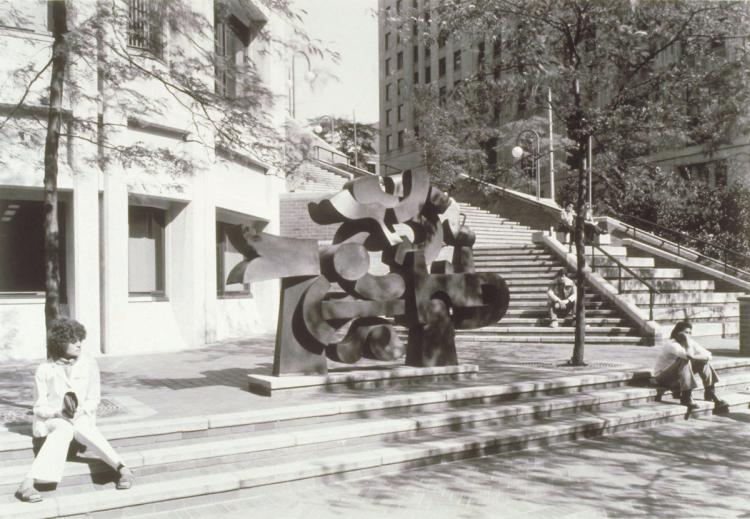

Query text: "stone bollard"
[740, 295, 750, 355]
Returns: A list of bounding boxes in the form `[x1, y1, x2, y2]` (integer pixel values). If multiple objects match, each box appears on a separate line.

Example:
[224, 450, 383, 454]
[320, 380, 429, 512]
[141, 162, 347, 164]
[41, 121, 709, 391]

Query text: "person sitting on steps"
[547, 268, 576, 328]
[15, 318, 135, 503]
[652, 321, 730, 415]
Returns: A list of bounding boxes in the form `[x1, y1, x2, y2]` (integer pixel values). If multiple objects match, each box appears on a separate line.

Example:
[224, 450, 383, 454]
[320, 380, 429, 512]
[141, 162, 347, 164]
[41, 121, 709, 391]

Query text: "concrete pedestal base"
[247, 364, 479, 396]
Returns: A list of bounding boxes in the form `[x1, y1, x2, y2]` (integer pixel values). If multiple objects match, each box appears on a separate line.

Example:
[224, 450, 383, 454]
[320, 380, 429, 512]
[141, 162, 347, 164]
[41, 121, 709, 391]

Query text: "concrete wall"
[0, 0, 290, 360]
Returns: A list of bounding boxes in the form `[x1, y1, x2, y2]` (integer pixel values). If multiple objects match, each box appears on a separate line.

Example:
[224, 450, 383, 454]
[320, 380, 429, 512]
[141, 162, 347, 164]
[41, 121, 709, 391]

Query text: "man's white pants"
[26, 416, 122, 483]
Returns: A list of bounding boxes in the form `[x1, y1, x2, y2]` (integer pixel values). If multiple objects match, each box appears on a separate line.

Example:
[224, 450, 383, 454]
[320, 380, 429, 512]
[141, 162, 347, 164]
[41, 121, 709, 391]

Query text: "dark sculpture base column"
[406, 299, 457, 368]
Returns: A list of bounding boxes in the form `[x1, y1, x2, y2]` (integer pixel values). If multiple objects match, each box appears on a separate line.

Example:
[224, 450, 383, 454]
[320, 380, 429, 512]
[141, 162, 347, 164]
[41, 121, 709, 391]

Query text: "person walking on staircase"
[547, 268, 577, 328]
[652, 321, 730, 415]
[557, 202, 576, 252]
[15, 318, 135, 503]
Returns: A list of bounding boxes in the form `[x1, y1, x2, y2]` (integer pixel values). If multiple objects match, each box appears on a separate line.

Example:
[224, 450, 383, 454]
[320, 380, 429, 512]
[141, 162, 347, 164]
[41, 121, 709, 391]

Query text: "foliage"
[307, 116, 378, 169]
[398, 0, 749, 199]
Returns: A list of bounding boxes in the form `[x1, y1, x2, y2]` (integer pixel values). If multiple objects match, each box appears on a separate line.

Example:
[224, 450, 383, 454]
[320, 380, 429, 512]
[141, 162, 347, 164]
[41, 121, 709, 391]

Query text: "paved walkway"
[2, 335, 747, 518]
[0, 335, 742, 430]
[162, 407, 750, 519]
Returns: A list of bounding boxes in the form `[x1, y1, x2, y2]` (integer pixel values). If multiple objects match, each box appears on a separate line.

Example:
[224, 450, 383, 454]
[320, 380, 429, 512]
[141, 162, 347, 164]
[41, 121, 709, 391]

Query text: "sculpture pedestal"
[247, 364, 478, 396]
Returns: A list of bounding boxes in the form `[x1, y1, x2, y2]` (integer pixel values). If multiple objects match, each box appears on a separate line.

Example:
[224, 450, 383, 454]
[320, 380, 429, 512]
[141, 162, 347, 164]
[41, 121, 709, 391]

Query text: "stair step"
[457, 326, 637, 335]
[3, 367, 748, 517]
[652, 305, 741, 321]
[593, 257, 655, 268]
[600, 268, 683, 279]
[455, 335, 644, 344]
[626, 292, 740, 306]
[619, 279, 716, 293]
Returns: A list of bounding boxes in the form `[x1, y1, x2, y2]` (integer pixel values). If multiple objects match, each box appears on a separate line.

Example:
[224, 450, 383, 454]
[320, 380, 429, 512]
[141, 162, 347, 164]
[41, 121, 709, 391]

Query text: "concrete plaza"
[0, 335, 746, 518]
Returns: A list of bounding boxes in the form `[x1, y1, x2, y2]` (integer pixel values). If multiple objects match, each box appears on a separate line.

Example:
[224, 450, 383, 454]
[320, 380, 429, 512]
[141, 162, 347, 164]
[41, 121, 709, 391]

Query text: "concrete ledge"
[536, 232, 662, 344]
[247, 364, 479, 396]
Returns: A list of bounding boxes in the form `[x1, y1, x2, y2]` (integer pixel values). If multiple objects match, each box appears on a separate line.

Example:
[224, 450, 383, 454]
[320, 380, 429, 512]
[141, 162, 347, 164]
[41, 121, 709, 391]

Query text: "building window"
[397, 31, 402, 45]
[385, 32, 391, 50]
[127, 0, 163, 57]
[397, 78, 404, 97]
[398, 104, 404, 122]
[412, 20, 417, 37]
[414, 124, 420, 137]
[385, 58, 392, 76]
[478, 41, 486, 69]
[439, 57, 446, 77]
[439, 86, 446, 105]
[397, 130, 404, 149]
[493, 34, 502, 57]
[424, 42, 431, 60]
[425, 66, 431, 83]
[385, 83, 392, 101]
[128, 206, 165, 295]
[397, 51, 403, 70]
[412, 45, 419, 64]
[215, 7, 258, 98]
[386, 109, 392, 126]
[453, 50, 461, 73]
[216, 222, 251, 296]
[386, 134, 392, 152]
[413, 70, 419, 84]
[438, 29, 448, 48]
[0, 199, 67, 296]
[396, 0, 402, 13]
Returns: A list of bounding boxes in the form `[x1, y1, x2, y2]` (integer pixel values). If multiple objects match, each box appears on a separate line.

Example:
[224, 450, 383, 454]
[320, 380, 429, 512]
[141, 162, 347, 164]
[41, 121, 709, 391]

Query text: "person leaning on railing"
[15, 318, 135, 503]
[583, 202, 607, 243]
[557, 202, 576, 252]
[652, 321, 730, 415]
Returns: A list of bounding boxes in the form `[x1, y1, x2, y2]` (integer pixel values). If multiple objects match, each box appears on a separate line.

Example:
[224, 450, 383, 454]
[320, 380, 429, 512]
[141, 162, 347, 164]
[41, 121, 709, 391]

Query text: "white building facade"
[0, 0, 296, 360]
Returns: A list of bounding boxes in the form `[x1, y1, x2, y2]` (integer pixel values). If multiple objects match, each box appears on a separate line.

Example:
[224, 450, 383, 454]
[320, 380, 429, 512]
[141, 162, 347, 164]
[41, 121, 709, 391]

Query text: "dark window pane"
[0, 199, 66, 296]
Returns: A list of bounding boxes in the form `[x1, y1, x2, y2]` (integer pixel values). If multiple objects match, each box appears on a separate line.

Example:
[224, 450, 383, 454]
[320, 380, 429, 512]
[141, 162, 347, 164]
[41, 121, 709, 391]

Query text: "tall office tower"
[378, 0, 487, 176]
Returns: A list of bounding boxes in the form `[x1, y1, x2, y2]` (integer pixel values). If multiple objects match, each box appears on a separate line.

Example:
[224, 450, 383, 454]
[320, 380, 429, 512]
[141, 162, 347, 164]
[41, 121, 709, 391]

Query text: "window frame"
[127, 204, 167, 298]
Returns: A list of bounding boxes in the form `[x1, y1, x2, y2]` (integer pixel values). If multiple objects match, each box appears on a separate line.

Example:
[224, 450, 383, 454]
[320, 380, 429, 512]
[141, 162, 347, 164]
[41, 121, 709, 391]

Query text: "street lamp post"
[511, 129, 541, 200]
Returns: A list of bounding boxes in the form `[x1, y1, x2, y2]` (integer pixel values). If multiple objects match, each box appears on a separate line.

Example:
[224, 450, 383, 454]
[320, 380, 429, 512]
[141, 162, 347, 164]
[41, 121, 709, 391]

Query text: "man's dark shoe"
[704, 386, 716, 402]
[680, 392, 699, 411]
[713, 398, 730, 416]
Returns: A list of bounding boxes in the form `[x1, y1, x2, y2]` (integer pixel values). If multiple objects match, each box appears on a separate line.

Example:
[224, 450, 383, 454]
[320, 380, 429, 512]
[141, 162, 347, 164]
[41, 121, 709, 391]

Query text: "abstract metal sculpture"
[228, 170, 510, 375]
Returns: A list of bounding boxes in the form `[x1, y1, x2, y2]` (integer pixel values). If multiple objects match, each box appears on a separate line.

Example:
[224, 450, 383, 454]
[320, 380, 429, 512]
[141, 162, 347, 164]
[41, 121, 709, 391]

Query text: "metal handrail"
[613, 212, 750, 277]
[590, 243, 661, 321]
[313, 145, 350, 166]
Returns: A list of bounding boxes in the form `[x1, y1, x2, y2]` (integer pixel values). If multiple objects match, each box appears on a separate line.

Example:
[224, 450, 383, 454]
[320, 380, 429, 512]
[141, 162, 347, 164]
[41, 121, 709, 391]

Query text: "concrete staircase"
[3, 360, 750, 518]
[589, 241, 744, 337]
[457, 204, 644, 346]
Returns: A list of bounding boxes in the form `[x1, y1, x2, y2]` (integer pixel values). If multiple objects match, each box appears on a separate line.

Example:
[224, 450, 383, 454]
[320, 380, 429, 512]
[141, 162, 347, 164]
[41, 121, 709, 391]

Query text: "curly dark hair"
[47, 318, 87, 360]
[669, 321, 693, 342]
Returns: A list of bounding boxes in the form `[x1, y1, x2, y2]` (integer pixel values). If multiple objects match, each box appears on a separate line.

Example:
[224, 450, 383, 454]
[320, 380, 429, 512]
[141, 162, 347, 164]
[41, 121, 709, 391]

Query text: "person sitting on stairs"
[15, 318, 135, 503]
[547, 268, 576, 328]
[652, 321, 730, 415]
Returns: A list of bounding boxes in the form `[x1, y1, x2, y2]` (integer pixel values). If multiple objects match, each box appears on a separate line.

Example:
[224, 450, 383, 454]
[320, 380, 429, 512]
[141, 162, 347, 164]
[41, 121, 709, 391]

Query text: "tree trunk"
[570, 78, 587, 366]
[44, 1, 68, 326]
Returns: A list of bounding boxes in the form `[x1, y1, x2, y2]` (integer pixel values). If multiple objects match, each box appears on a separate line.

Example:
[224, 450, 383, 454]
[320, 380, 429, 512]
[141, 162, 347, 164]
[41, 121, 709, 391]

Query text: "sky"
[292, 0, 379, 125]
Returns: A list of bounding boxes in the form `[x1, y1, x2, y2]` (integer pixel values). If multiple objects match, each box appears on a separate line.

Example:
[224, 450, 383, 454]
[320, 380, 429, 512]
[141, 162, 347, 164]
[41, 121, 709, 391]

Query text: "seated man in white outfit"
[652, 321, 729, 414]
[15, 318, 135, 502]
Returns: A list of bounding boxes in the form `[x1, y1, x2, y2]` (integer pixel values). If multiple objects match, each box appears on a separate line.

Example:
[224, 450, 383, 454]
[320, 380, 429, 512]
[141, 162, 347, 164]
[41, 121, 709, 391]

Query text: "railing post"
[649, 290, 654, 321]
[618, 265, 622, 293]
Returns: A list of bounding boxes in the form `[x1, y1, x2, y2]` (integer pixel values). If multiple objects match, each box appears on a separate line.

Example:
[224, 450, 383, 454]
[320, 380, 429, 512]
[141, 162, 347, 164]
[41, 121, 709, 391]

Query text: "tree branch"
[0, 57, 53, 133]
